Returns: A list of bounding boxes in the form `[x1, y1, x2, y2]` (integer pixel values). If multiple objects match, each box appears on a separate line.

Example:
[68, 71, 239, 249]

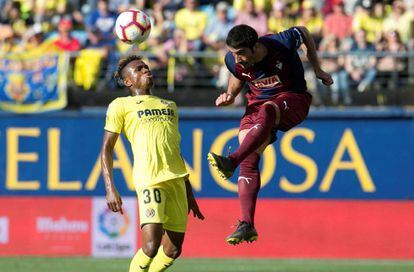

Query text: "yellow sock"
[129, 248, 153, 272]
[148, 246, 175, 272]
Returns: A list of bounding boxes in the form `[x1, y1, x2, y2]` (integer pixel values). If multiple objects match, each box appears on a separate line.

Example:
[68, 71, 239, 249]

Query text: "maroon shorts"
[240, 91, 312, 141]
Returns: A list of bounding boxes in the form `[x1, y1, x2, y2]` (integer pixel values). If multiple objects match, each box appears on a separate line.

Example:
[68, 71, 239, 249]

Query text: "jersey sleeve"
[104, 98, 124, 134]
[276, 27, 304, 51]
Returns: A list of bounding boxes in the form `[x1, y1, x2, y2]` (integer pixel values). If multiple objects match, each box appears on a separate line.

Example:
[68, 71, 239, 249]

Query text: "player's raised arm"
[216, 74, 244, 107]
[101, 131, 123, 214]
[296, 26, 333, 86]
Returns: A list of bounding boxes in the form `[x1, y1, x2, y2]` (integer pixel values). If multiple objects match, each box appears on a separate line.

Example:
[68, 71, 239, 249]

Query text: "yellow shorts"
[137, 177, 188, 233]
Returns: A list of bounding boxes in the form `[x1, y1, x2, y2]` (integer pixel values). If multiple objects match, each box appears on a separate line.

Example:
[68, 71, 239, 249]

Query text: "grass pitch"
[1, 257, 414, 272]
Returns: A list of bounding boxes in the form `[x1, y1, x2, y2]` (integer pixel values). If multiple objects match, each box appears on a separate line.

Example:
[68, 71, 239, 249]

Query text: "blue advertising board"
[0, 108, 413, 199]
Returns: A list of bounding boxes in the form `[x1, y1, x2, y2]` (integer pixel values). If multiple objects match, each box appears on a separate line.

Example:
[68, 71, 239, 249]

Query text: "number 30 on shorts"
[142, 188, 162, 204]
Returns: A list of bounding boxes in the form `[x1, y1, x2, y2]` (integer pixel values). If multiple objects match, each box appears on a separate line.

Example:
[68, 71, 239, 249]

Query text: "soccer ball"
[115, 9, 151, 44]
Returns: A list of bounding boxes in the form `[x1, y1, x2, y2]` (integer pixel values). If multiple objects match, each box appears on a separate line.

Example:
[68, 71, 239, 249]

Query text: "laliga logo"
[99, 208, 130, 238]
[145, 208, 156, 218]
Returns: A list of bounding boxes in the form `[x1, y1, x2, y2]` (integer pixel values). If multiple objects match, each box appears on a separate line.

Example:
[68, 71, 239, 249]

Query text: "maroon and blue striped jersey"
[225, 27, 307, 104]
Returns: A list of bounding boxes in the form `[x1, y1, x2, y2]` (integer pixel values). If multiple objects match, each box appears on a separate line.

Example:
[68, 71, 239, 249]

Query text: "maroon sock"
[230, 104, 276, 167]
[237, 152, 261, 225]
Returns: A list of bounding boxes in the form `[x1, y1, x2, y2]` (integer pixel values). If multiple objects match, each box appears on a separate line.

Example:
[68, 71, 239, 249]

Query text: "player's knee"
[163, 244, 182, 259]
[259, 102, 279, 126]
[239, 153, 260, 170]
[142, 240, 161, 258]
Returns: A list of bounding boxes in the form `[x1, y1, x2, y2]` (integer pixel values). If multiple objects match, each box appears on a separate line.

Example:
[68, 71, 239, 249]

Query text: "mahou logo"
[252, 75, 282, 89]
[36, 217, 89, 233]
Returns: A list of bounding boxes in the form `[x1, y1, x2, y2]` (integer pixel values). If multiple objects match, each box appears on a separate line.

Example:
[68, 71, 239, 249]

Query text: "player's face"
[124, 60, 154, 90]
[228, 46, 255, 68]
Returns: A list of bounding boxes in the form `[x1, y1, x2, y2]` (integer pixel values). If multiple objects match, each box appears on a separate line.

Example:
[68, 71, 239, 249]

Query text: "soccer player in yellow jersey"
[100, 55, 204, 272]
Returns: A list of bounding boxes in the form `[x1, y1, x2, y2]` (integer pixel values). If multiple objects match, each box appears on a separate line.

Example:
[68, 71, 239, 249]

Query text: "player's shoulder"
[154, 96, 177, 108]
[262, 27, 303, 51]
[225, 51, 234, 65]
[106, 97, 127, 115]
[224, 51, 237, 73]
[108, 97, 125, 107]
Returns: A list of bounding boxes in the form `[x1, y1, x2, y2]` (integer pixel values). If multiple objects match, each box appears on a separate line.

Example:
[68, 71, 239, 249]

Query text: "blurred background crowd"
[1, 0, 414, 107]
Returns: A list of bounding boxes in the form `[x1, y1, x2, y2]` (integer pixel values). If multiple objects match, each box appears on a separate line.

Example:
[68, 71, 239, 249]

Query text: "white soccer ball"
[115, 9, 151, 44]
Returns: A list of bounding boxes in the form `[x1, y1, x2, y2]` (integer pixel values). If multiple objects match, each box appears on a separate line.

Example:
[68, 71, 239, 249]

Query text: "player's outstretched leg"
[208, 103, 277, 179]
[226, 152, 260, 245]
[207, 152, 235, 179]
[226, 220, 258, 245]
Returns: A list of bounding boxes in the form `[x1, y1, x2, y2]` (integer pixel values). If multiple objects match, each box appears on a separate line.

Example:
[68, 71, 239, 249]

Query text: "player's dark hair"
[226, 24, 258, 49]
[113, 55, 143, 86]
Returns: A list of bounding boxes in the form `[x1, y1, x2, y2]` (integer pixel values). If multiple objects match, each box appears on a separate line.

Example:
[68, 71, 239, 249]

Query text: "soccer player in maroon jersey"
[207, 24, 333, 245]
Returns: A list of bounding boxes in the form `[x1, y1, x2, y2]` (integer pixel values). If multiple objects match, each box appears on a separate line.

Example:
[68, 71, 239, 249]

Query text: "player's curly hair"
[113, 55, 143, 86]
[226, 24, 258, 50]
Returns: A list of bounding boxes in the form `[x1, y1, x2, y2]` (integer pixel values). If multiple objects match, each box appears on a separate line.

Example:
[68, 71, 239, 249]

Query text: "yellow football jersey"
[104, 95, 188, 189]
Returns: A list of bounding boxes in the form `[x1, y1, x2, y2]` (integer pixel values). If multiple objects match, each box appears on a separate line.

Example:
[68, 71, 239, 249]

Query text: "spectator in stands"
[164, 29, 189, 55]
[323, 1, 353, 41]
[75, 0, 117, 91]
[163, 29, 192, 81]
[0, 1, 16, 50]
[86, 0, 117, 48]
[203, 2, 235, 95]
[321, 0, 351, 15]
[6, 2, 28, 38]
[108, 0, 130, 13]
[50, 2, 84, 31]
[235, 0, 268, 36]
[376, 30, 407, 89]
[233, 0, 272, 14]
[352, 1, 386, 43]
[17, 23, 57, 54]
[174, 0, 208, 51]
[0, 1, 12, 24]
[53, 18, 81, 52]
[319, 35, 350, 105]
[401, 1, 414, 49]
[268, 2, 295, 34]
[344, 30, 377, 93]
[203, 1, 234, 51]
[296, 0, 323, 43]
[383, 0, 412, 43]
[144, 3, 171, 71]
[157, 2, 178, 40]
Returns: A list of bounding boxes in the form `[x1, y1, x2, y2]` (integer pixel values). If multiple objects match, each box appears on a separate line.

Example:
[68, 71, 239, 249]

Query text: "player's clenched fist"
[215, 92, 235, 107]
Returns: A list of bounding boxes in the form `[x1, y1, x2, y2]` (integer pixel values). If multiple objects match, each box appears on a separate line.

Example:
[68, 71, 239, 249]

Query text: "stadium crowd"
[0, 0, 413, 106]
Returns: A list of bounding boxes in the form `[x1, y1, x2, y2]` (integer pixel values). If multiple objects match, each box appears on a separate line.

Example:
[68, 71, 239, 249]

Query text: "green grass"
[1, 257, 414, 272]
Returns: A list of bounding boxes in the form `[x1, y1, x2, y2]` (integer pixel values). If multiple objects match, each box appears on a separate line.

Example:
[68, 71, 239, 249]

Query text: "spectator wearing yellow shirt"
[233, 0, 272, 13]
[0, 25, 18, 54]
[174, 0, 208, 51]
[6, 2, 28, 38]
[296, 0, 323, 43]
[352, 1, 386, 43]
[383, 0, 412, 43]
[268, 2, 295, 34]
